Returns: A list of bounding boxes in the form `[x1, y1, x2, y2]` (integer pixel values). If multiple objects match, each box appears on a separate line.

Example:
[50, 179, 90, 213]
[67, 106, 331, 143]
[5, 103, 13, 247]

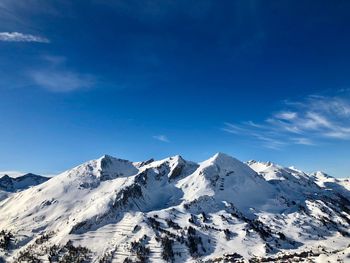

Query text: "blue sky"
[0, 1, 350, 177]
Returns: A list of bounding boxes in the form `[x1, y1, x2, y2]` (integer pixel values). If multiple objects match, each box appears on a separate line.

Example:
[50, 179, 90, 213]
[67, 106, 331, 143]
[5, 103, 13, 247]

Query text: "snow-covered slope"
[179, 153, 276, 213]
[311, 171, 350, 195]
[0, 154, 349, 262]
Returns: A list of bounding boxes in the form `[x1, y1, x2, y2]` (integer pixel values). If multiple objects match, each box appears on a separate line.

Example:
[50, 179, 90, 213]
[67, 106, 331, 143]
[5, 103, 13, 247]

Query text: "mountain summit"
[0, 153, 349, 262]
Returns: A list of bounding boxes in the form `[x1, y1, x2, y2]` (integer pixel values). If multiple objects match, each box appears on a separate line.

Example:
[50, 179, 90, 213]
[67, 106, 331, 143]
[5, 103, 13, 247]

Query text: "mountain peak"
[20, 173, 43, 178]
[96, 155, 138, 180]
[0, 153, 349, 262]
[101, 154, 112, 159]
[246, 160, 257, 165]
[312, 171, 332, 179]
[206, 152, 245, 169]
[0, 174, 11, 180]
[167, 155, 188, 167]
[169, 154, 184, 161]
[99, 154, 120, 162]
[209, 152, 233, 162]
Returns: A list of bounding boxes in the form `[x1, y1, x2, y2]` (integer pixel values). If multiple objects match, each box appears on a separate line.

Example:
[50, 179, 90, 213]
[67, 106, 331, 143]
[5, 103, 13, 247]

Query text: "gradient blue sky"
[1, 1, 350, 177]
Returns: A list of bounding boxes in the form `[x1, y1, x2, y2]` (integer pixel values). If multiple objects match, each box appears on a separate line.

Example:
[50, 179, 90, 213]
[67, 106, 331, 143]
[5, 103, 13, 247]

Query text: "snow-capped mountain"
[0, 173, 49, 201]
[0, 154, 349, 262]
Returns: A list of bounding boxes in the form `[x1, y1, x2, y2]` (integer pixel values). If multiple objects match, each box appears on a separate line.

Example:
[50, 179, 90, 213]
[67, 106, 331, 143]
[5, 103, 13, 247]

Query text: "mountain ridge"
[0, 173, 49, 202]
[0, 153, 349, 262]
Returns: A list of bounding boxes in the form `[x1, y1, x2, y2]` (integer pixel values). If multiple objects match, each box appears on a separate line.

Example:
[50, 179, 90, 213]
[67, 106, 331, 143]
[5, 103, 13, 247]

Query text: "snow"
[0, 153, 349, 262]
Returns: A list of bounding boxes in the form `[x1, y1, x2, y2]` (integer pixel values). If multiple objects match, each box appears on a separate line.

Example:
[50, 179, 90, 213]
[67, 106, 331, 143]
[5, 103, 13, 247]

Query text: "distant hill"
[0, 173, 49, 201]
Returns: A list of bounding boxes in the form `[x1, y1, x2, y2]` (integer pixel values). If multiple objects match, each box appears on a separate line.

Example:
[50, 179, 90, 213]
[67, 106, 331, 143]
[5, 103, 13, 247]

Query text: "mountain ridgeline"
[0, 173, 49, 202]
[0, 153, 349, 262]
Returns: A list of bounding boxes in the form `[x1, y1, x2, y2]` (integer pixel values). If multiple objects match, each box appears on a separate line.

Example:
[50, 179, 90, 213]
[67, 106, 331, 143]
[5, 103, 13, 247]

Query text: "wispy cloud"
[29, 70, 94, 92]
[28, 55, 95, 92]
[223, 93, 350, 149]
[153, 135, 170, 142]
[0, 32, 49, 43]
[42, 55, 67, 65]
[0, 170, 24, 178]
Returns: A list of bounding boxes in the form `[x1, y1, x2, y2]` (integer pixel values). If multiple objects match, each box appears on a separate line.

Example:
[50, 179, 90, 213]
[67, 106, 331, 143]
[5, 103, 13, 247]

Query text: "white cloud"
[0, 32, 49, 43]
[224, 93, 350, 149]
[28, 55, 95, 92]
[29, 70, 95, 92]
[42, 55, 67, 65]
[0, 170, 24, 178]
[153, 135, 170, 142]
[275, 111, 297, 120]
[291, 138, 314, 145]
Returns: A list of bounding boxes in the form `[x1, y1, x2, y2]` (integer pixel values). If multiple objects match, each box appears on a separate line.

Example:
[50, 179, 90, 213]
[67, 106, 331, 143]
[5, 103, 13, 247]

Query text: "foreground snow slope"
[0, 154, 349, 262]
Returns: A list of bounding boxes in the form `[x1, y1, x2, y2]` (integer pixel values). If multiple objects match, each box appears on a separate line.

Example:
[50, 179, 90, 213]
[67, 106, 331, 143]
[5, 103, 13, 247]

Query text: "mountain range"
[0, 173, 49, 202]
[0, 153, 349, 262]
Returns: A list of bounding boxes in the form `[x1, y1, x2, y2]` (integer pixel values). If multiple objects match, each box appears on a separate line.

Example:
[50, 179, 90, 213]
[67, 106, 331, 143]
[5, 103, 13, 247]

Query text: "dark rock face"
[0, 175, 12, 191]
[0, 173, 49, 192]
